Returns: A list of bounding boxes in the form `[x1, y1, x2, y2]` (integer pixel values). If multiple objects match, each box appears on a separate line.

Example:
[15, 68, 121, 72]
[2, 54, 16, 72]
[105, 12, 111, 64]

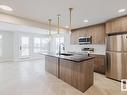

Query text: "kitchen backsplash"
[67, 44, 106, 55]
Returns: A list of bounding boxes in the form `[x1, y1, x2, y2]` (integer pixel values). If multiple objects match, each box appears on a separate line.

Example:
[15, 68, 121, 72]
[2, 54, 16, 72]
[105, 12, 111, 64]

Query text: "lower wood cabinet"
[59, 59, 94, 92]
[91, 54, 106, 74]
[45, 56, 58, 77]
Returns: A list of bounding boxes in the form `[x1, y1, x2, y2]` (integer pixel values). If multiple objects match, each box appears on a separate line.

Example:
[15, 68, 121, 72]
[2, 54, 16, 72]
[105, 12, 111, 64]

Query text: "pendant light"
[69, 8, 73, 31]
[48, 19, 52, 52]
[48, 19, 52, 36]
[57, 14, 61, 54]
[57, 14, 61, 34]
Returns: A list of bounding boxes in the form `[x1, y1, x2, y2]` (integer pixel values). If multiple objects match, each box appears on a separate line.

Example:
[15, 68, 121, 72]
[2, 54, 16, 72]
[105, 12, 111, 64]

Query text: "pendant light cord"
[69, 8, 73, 31]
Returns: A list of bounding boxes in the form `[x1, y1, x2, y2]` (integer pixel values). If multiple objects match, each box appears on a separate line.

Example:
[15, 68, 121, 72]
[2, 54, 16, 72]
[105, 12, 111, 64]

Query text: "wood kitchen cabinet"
[59, 58, 94, 92]
[45, 54, 95, 92]
[106, 16, 127, 34]
[71, 24, 105, 44]
[92, 25, 105, 44]
[91, 54, 106, 74]
[45, 56, 58, 77]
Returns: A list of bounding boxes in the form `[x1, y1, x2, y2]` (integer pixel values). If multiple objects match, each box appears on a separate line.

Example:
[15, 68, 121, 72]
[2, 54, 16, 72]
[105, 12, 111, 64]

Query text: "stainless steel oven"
[79, 36, 92, 45]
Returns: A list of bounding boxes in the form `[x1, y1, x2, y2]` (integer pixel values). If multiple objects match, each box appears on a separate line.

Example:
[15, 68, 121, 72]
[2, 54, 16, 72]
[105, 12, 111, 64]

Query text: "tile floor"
[0, 59, 126, 95]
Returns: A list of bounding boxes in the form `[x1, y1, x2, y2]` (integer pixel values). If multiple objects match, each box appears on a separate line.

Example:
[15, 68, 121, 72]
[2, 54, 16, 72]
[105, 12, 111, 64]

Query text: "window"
[34, 38, 41, 53]
[21, 37, 29, 56]
[33, 37, 49, 53]
[41, 38, 49, 52]
[0, 35, 2, 56]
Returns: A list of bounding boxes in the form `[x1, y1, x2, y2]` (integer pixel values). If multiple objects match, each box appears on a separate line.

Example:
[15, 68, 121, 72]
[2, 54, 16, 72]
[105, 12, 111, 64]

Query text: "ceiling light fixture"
[0, 5, 13, 11]
[118, 9, 126, 13]
[84, 20, 88, 23]
[0, 35, 2, 39]
[65, 25, 69, 28]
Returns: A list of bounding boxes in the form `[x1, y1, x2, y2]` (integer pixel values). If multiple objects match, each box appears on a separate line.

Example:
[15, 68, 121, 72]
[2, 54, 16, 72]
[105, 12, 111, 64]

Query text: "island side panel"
[59, 59, 94, 92]
[78, 59, 94, 92]
[59, 59, 72, 85]
[45, 56, 58, 77]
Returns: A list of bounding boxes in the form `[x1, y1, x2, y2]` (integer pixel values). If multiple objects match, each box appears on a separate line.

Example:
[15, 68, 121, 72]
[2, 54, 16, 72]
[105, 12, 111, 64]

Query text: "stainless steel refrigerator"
[106, 33, 127, 81]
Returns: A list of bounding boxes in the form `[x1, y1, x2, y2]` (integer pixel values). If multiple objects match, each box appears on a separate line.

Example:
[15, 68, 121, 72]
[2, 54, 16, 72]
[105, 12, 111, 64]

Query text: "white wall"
[0, 13, 66, 31]
[0, 12, 68, 62]
[0, 31, 14, 62]
[13, 31, 49, 61]
[0, 30, 50, 62]
[0, 27, 69, 63]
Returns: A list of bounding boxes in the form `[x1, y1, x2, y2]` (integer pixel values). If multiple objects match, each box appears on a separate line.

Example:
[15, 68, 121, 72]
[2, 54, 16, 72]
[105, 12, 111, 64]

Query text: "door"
[19, 36, 30, 58]
[106, 51, 127, 81]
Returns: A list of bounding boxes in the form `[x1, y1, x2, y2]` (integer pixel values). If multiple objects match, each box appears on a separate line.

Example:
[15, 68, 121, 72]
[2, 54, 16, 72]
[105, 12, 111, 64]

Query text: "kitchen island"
[42, 52, 95, 92]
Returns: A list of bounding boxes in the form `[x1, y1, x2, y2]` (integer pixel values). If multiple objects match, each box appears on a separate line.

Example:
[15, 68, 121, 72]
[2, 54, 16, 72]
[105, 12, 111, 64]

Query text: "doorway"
[19, 36, 30, 58]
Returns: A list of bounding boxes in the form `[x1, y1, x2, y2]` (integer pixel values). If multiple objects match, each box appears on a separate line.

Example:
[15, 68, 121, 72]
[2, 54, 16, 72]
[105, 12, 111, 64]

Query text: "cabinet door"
[93, 25, 105, 44]
[121, 17, 127, 32]
[94, 55, 106, 74]
[106, 16, 127, 34]
[106, 19, 121, 33]
[106, 22, 112, 34]
[111, 18, 121, 33]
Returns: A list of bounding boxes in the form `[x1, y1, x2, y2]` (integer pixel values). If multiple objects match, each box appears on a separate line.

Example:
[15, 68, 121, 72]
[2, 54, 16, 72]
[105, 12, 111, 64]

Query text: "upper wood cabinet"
[106, 16, 127, 34]
[71, 24, 105, 44]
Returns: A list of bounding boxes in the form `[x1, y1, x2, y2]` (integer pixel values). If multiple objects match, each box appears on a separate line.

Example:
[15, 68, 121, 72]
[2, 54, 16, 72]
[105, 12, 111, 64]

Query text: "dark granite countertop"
[41, 52, 95, 62]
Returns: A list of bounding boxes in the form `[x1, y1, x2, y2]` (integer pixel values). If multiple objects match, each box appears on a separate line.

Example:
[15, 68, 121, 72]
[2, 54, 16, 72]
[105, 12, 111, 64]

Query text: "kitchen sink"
[58, 53, 74, 56]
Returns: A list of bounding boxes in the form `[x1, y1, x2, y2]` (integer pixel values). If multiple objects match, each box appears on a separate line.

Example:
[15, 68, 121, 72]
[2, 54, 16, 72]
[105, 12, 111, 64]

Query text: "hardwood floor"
[0, 59, 126, 95]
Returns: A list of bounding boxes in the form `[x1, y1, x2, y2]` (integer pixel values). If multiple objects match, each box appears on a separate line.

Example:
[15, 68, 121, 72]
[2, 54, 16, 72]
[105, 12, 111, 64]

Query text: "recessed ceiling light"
[0, 35, 2, 39]
[118, 9, 126, 13]
[0, 5, 13, 11]
[65, 26, 69, 28]
[84, 20, 88, 23]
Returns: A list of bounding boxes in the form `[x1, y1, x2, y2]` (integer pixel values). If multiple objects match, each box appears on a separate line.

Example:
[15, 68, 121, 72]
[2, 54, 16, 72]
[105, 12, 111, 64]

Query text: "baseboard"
[14, 57, 45, 62]
[0, 57, 45, 63]
[0, 59, 14, 63]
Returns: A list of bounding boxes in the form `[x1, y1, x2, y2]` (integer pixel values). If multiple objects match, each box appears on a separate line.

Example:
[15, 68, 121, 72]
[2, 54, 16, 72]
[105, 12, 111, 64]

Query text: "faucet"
[59, 43, 65, 55]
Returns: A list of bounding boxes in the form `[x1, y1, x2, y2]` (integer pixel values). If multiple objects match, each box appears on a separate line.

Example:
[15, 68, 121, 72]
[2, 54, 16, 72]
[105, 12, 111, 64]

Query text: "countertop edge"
[41, 53, 95, 62]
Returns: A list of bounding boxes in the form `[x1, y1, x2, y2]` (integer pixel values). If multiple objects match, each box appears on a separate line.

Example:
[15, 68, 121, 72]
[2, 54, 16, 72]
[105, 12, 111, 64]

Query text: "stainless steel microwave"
[79, 36, 92, 45]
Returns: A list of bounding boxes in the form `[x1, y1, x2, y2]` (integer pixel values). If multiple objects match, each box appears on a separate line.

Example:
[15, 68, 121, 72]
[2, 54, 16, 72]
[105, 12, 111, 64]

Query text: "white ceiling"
[0, 0, 127, 29]
[0, 21, 58, 34]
